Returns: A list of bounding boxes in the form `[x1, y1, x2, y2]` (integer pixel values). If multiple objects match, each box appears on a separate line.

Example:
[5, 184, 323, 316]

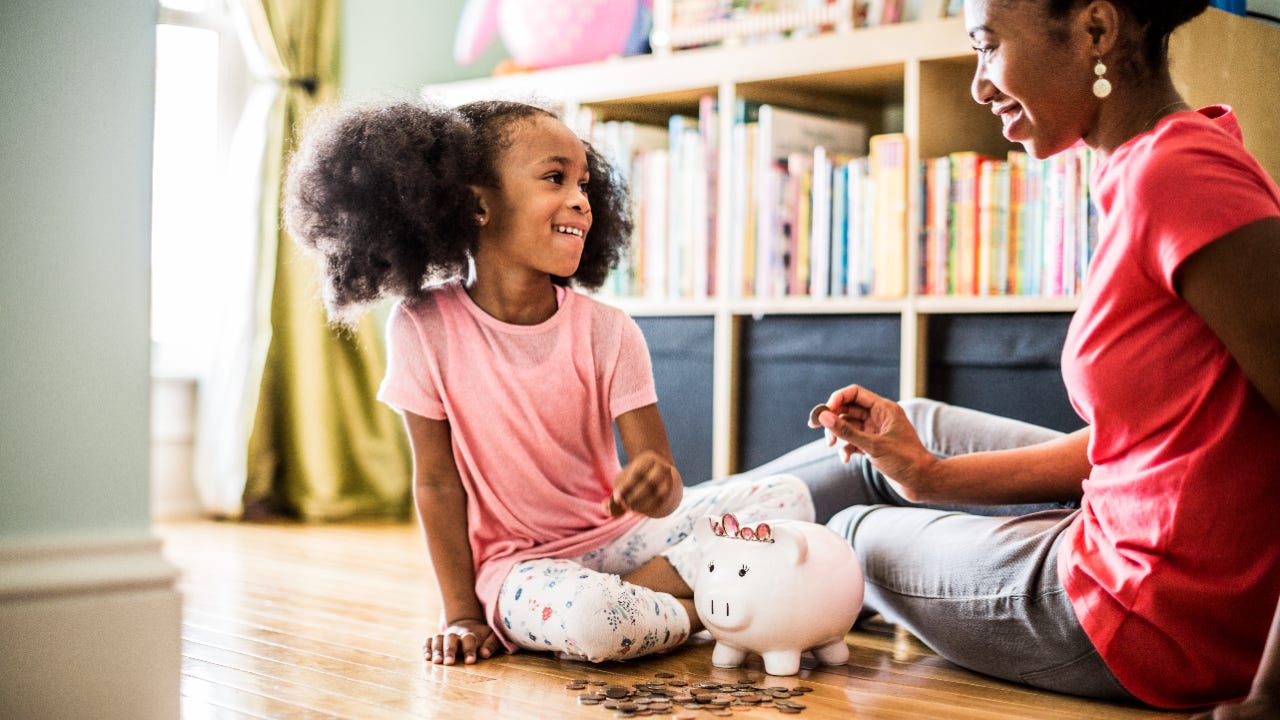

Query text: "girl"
[284, 100, 813, 666]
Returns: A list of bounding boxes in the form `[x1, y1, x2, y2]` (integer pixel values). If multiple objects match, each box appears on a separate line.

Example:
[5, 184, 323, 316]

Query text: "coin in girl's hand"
[605, 495, 625, 517]
[808, 404, 831, 428]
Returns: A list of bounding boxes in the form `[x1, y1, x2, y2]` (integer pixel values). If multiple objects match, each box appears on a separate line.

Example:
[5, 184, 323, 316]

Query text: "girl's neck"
[464, 272, 559, 326]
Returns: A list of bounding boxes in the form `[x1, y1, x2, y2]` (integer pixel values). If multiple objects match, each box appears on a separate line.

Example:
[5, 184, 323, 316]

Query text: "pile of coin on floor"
[564, 672, 813, 716]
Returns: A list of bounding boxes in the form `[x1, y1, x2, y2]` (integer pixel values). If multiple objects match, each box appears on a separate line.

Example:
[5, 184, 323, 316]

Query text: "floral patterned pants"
[496, 474, 814, 662]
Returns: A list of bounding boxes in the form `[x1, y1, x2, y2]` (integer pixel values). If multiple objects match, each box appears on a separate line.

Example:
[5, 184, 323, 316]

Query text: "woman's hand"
[608, 450, 683, 518]
[812, 385, 939, 500]
[1189, 696, 1280, 720]
[424, 618, 501, 665]
[1191, 596, 1280, 720]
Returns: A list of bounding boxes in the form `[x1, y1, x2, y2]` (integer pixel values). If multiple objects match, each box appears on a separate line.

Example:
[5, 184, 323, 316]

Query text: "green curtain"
[238, 0, 412, 520]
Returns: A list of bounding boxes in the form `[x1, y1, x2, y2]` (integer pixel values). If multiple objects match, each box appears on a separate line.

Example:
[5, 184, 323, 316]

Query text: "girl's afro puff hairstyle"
[284, 100, 632, 327]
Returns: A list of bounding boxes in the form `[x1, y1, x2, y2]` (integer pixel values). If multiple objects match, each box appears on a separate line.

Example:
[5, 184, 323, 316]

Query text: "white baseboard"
[0, 532, 182, 719]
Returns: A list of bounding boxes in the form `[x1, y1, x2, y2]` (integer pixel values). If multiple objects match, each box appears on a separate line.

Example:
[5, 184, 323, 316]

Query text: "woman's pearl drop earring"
[1093, 55, 1112, 98]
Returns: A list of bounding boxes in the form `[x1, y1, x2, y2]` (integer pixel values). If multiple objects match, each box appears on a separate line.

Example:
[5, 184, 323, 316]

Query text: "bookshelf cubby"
[423, 9, 1280, 479]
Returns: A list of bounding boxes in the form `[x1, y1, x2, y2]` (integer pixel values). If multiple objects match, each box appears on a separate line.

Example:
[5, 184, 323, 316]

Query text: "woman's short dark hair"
[1040, 0, 1209, 63]
[284, 100, 632, 326]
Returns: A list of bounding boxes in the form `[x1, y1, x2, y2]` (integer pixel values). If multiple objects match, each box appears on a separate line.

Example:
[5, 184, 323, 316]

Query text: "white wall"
[2, 2, 152, 540]
[1, 2, 181, 717]
[340, 0, 509, 102]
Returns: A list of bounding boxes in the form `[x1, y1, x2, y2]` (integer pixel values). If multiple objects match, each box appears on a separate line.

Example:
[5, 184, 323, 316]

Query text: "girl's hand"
[607, 450, 683, 518]
[424, 618, 501, 665]
[813, 384, 938, 499]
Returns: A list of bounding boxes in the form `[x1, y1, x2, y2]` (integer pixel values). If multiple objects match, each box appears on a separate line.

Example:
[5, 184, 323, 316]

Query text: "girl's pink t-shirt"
[378, 281, 655, 650]
[1060, 106, 1280, 707]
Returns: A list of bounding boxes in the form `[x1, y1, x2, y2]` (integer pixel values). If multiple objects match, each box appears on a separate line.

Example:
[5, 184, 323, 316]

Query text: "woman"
[745, 0, 1280, 711]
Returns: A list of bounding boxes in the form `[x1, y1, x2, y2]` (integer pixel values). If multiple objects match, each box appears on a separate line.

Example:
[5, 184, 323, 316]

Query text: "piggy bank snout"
[696, 560, 759, 632]
[698, 588, 753, 631]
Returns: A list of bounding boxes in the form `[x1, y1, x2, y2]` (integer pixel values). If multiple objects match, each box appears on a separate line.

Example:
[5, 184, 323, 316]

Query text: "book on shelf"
[728, 121, 757, 298]
[918, 144, 1098, 298]
[585, 115, 670, 299]
[829, 155, 848, 296]
[844, 155, 875, 296]
[641, 148, 671, 300]
[787, 150, 813, 297]
[596, 103, 924, 304]
[738, 103, 869, 299]
[659, 1, 867, 52]
[809, 144, 833, 298]
[913, 0, 948, 20]
[869, 132, 908, 298]
[919, 154, 950, 295]
[592, 97, 721, 302]
[699, 95, 720, 298]
[668, 113, 699, 299]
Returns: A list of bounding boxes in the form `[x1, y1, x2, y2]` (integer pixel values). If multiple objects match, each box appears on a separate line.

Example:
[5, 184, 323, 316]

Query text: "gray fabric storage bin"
[738, 315, 900, 471]
[927, 313, 1082, 433]
[633, 316, 716, 484]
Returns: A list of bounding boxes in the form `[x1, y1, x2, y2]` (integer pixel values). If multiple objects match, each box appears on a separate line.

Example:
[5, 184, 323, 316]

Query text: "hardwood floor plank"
[181, 674, 308, 720]
[159, 520, 1196, 720]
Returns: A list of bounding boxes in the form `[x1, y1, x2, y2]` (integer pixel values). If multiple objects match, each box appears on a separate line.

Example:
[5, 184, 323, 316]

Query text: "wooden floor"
[158, 519, 1194, 720]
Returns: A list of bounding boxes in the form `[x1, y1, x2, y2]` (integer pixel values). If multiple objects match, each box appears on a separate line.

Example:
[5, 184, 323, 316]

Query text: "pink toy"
[693, 512, 864, 676]
[454, 0, 643, 70]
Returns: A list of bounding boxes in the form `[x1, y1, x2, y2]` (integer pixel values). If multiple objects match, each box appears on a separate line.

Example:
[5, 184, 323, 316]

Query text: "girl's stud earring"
[1092, 56, 1112, 98]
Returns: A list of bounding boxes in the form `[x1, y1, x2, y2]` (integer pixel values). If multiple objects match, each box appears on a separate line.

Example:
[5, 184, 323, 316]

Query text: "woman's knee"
[827, 505, 875, 545]
[900, 398, 946, 444]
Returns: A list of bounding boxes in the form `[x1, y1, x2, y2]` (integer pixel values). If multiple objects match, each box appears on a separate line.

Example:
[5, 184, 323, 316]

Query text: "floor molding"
[0, 531, 182, 719]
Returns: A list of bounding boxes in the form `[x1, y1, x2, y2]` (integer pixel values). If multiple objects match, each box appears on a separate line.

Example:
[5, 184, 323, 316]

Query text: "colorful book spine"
[917, 145, 1099, 298]
[809, 145, 832, 298]
[869, 133, 908, 298]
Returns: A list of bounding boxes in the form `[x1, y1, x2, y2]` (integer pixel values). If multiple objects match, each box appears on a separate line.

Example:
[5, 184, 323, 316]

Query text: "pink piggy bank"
[694, 512, 864, 676]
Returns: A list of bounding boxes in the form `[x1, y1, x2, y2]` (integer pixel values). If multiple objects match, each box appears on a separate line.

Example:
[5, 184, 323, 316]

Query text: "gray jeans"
[723, 398, 1136, 702]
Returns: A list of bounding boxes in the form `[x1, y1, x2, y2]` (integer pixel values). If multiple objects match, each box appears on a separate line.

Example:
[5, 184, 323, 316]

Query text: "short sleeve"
[1128, 124, 1280, 291]
[607, 313, 658, 419]
[377, 301, 447, 420]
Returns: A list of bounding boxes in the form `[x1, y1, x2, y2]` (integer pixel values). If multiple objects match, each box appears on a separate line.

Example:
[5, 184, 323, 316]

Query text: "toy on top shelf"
[651, 0, 856, 52]
[454, 0, 653, 73]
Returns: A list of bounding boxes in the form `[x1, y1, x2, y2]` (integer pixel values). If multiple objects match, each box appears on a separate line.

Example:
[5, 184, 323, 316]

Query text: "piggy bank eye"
[707, 561, 715, 573]
[738, 564, 749, 577]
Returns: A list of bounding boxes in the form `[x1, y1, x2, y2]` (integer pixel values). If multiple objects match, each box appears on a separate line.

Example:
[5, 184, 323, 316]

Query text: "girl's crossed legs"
[496, 473, 813, 662]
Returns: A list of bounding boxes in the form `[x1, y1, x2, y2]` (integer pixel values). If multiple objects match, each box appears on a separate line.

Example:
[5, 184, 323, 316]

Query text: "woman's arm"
[608, 403, 684, 518]
[1179, 218, 1280, 718]
[817, 385, 1090, 505]
[403, 410, 501, 665]
[1175, 216, 1280, 417]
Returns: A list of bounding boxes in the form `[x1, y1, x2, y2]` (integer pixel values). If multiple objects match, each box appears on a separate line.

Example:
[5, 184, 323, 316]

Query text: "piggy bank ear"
[772, 524, 810, 565]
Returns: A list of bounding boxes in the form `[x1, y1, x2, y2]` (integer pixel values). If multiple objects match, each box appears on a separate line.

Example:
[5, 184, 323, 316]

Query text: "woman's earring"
[476, 213, 488, 226]
[1092, 55, 1112, 98]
